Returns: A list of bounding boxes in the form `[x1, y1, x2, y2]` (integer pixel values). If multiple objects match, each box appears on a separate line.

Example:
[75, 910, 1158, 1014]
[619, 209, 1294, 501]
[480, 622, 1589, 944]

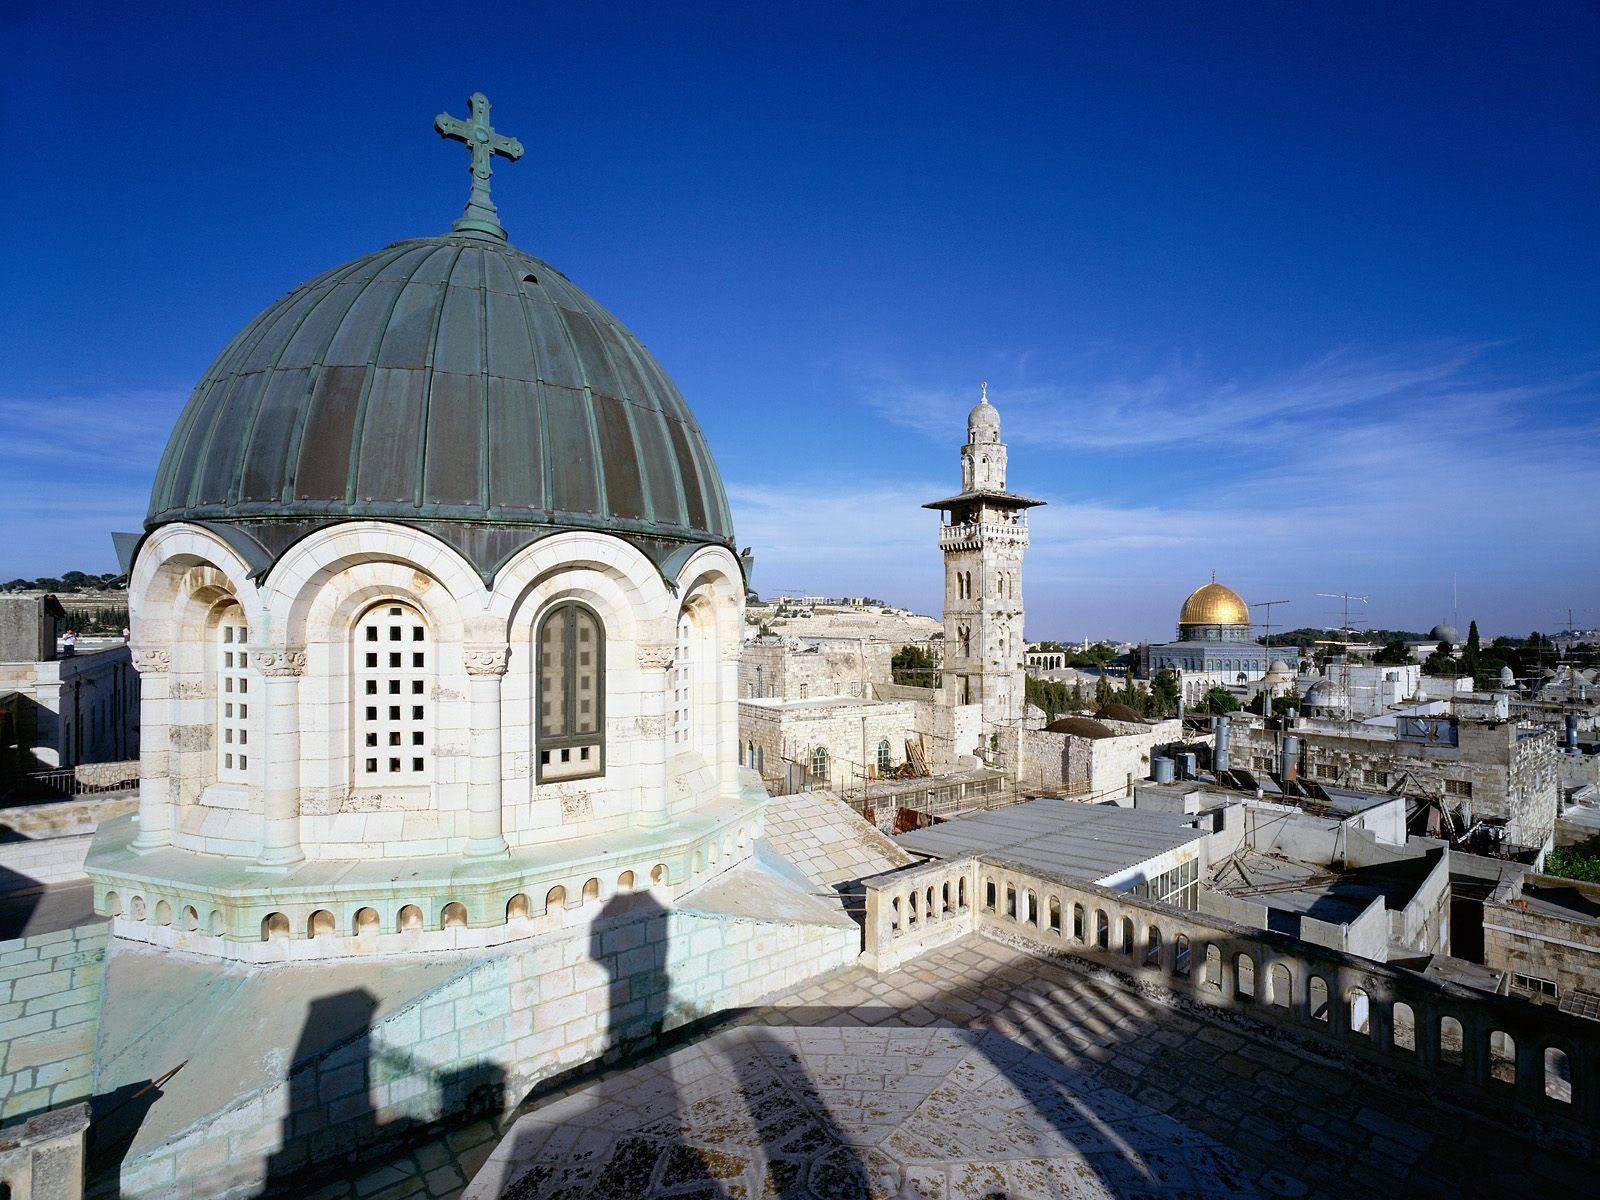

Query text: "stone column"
[128, 647, 173, 852]
[718, 632, 742, 798]
[636, 643, 674, 829]
[464, 644, 510, 858]
[255, 648, 306, 868]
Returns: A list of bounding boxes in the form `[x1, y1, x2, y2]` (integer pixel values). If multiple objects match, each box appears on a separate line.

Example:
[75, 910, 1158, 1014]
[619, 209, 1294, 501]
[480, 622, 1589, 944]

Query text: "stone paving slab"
[460, 934, 1594, 1200]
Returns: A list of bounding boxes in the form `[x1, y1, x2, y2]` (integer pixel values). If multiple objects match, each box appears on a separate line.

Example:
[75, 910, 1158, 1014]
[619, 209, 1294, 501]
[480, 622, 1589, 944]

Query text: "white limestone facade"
[89, 523, 758, 959]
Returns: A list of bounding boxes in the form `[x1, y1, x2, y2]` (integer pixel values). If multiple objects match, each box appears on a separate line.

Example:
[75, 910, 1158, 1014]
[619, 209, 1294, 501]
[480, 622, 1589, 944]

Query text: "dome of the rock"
[1179, 582, 1250, 629]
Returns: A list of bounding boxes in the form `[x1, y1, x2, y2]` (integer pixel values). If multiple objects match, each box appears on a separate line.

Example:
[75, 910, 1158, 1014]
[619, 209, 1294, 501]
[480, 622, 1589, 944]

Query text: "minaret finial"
[435, 92, 524, 241]
[981, 381, 989, 403]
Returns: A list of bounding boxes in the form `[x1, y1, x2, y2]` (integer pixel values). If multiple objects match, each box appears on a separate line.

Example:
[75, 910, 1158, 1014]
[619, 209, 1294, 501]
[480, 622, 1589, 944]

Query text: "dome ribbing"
[148, 234, 732, 560]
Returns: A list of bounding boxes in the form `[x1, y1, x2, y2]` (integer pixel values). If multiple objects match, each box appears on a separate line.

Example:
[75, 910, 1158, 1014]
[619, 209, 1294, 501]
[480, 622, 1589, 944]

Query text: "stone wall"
[0, 925, 106, 1123]
[0, 796, 138, 893]
[737, 699, 915, 793]
[737, 639, 895, 703]
[0, 1101, 90, 1200]
[1483, 872, 1600, 1004]
[1009, 719, 1180, 800]
[108, 886, 859, 1199]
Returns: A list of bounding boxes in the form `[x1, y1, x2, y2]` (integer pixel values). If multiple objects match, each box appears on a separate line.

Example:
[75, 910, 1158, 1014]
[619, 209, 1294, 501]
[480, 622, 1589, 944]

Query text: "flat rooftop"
[464, 935, 1593, 1200]
[738, 695, 892, 713]
[895, 797, 1206, 883]
[1523, 882, 1600, 923]
[1210, 850, 1439, 930]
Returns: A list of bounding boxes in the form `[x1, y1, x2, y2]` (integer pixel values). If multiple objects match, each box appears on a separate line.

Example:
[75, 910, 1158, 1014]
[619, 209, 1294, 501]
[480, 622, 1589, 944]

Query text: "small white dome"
[967, 386, 1001, 444]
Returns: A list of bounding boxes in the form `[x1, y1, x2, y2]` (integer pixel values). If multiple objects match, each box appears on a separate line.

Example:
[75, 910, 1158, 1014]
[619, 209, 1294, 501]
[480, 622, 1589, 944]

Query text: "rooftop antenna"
[1250, 599, 1291, 651]
[1452, 574, 1459, 634]
[1316, 591, 1369, 642]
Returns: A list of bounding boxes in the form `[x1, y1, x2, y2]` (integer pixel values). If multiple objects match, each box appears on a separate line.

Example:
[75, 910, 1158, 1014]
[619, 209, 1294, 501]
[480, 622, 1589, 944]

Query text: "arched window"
[811, 746, 829, 783]
[876, 739, 892, 774]
[671, 610, 693, 751]
[216, 605, 250, 781]
[1308, 976, 1329, 1022]
[356, 602, 431, 782]
[537, 602, 604, 781]
[756, 746, 765, 774]
[1393, 1001, 1416, 1051]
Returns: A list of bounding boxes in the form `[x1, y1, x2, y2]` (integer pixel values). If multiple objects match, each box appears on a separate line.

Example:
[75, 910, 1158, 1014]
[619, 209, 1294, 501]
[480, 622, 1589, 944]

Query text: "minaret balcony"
[939, 520, 1030, 552]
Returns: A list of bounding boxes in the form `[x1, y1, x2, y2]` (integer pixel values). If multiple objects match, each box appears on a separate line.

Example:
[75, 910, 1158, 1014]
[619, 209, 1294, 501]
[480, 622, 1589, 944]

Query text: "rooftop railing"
[864, 854, 1600, 1129]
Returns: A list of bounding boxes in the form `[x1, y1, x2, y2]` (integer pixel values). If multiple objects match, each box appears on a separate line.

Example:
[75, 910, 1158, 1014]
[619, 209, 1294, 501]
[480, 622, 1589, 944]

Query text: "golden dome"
[1179, 581, 1250, 628]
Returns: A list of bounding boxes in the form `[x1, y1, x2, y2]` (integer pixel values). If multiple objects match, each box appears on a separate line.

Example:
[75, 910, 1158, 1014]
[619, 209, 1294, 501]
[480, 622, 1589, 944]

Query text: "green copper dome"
[148, 233, 734, 575]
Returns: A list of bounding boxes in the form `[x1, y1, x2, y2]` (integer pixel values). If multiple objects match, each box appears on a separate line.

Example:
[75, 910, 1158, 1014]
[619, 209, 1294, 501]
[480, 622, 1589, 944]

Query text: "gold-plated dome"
[1179, 581, 1250, 628]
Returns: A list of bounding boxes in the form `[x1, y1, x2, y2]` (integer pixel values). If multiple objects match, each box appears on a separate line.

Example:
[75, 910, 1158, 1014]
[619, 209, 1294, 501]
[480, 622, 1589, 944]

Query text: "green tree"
[891, 644, 938, 687]
[1545, 838, 1600, 886]
[1374, 638, 1411, 666]
[1195, 686, 1240, 715]
[1422, 642, 1458, 676]
[1150, 670, 1180, 717]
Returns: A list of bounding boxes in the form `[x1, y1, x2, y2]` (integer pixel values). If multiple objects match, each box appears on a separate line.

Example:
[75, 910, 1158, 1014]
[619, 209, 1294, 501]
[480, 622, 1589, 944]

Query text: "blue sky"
[2, 2, 1596, 640]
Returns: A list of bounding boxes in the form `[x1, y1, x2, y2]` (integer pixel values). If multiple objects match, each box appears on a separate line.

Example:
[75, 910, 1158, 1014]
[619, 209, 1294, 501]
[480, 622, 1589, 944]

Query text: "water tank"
[1214, 714, 1231, 774]
[1151, 756, 1175, 784]
[1177, 752, 1198, 780]
[1280, 734, 1300, 781]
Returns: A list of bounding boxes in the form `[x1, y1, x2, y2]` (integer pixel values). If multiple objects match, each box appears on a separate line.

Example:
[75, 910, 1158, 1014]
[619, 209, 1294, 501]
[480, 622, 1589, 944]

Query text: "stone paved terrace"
[459, 934, 1592, 1200]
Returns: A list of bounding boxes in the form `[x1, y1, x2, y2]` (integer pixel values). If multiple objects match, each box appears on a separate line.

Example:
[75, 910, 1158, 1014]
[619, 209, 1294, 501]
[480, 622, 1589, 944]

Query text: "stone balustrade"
[938, 520, 1029, 552]
[862, 856, 978, 972]
[866, 853, 1600, 1127]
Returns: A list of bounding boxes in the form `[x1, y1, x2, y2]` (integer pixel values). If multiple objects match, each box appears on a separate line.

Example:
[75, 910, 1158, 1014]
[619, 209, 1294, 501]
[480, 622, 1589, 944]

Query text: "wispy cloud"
[739, 341, 1600, 636]
[855, 342, 1597, 454]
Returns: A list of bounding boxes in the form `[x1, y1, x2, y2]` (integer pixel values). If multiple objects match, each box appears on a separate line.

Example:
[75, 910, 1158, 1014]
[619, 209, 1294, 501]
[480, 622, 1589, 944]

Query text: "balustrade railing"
[864, 853, 1599, 1127]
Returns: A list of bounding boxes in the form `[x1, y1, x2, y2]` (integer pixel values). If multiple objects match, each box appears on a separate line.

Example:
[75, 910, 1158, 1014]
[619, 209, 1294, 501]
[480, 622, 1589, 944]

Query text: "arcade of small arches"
[89, 519, 761, 957]
[94, 815, 761, 961]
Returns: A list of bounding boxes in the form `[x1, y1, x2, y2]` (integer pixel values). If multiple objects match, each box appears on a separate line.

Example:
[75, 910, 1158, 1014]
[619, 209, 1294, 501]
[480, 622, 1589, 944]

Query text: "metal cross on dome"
[435, 92, 525, 240]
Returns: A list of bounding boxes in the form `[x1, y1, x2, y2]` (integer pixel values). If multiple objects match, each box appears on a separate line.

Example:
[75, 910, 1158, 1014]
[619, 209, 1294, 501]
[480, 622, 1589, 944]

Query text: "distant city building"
[0, 594, 137, 778]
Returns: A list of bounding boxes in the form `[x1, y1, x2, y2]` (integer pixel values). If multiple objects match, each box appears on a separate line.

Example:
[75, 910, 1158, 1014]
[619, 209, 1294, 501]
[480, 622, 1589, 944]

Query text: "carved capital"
[637, 644, 675, 670]
[253, 647, 307, 678]
[463, 644, 510, 676]
[131, 647, 172, 675]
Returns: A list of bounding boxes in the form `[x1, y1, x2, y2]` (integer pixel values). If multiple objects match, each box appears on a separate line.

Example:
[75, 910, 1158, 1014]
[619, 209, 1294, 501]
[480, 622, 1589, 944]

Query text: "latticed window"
[876, 738, 892, 774]
[537, 602, 604, 781]
[811, 746, 829, 783]
[355, 603, 431, 782]
[217, 610, 250, 780]
[670, 612, 692, 751]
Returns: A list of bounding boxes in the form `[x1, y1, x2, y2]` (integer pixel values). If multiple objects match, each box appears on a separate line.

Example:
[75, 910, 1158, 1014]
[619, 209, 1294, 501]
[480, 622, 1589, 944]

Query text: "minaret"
[924, 384, 1045, 736]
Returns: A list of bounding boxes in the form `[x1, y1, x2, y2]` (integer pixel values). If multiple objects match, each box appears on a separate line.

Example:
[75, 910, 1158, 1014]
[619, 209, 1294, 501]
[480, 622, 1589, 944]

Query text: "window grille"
[811, 746, 829, 783]
[217, 612, 250, 779]
[1444, 778, 1473, 797]
[671, 612, 692, 751]
[537, 602, 604, 781]
[355, 603, 431, 782]
[876, 738, 892, 774]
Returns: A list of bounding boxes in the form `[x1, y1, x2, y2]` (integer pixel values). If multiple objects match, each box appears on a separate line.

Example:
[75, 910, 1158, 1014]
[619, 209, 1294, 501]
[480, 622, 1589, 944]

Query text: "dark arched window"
[876, 738, 892, 773]
[537, 602, 604, 781]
